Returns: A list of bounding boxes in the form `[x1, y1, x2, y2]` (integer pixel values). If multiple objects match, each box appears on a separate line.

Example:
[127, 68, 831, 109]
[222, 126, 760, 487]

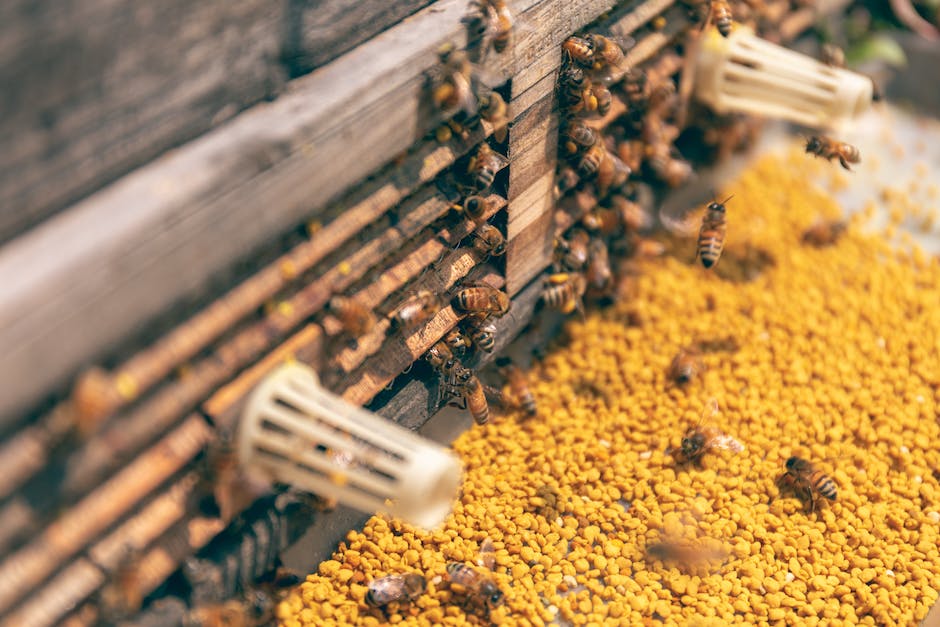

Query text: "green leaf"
[846, 34, 908, 68]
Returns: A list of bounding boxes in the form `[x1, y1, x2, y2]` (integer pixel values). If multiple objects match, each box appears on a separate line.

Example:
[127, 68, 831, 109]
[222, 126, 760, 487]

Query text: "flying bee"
[586, 33, 624, 68]
[707, 0, 733, 37]
[802, 219, 847, 247]
[389, 290, 440, 331]
[461, 194, 492, 223]
[563, 35, 594, 67]
[496, 357, 537, 416]
[471, 223, 507, 257]
[697, 196, 731, 269]
[667, 400, 744, 465]
[667, 346, 703, 386]
[820, 43, 845, 67]
[555, 228, 590, 271]
[578, 143, 607, 178]
[462, 316, 497, 352]
[804, 135, 861, 171]
[585, 238, 613, 295]
[468, 143, 510, 191]
[541, 272, 586, 314]
[328, 296, 376, 338]
[562, 118, 597, 155]
[452, 284, 510, 317]
[446, 366, 491, 425]
[478, 89, 509, 143]
[365, 573, 427, 609]
[592, 83, 613, 116]
[445, 562, 505, 613]
[777, 456, 838, 513]
[430, 44, 477, 115]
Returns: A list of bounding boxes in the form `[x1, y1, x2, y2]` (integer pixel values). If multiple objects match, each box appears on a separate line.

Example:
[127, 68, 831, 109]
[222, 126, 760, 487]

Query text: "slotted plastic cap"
[239, 363, 462, 529]
[695, 27, 873, 129]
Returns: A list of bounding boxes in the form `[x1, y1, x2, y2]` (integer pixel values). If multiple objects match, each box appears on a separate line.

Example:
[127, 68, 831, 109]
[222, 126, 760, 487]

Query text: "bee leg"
[838, 156, 853, 171]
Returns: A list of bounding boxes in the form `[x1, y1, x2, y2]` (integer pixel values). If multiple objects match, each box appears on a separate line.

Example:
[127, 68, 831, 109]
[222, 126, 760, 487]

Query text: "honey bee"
[578, 143, 607, 178]
[365, 573, 427, 608]
[431, 44, 477, 115]
[478, 89, 509, 143]
[777, 456, 838, 512]
[595, 151, 631, 196]
[580, 207, 621, 235]
[390, 290, 440, 331]
[708, 0, 734, 37]
[462, 315, 497, 353]
[615, 139, 645, 173]
[562, 118, 597, 155]
[496, 357, 537, 416]
[592, 83, 613, 116]
[425, 340, 456, 371]
[443, 327, 472, 356]
[452, 284, 510, 317]
[667, 346, 703, 386]
[461, 194, 492, 223]
[611, 193, 651, 232]
[328, 296, 376, 338]
[563, 35, 595, 67]
[559, 64, 589, 110]
[541, 272, 586, 314]
[697, 196, 731, 269]
[99, 547, 146, 619]
[585, 238, 613, 295]
[471, 223, 507, 257]
[446, 366, 491, 425]
[820, 43, 845, 68]
[801, 219, 847, 247]
[468, 143, 510, 191]
[804, 135, 861, 171]
[489, 1, 515, 53]
[621, 69, 649, 114]
[555, 166, 580, 196]
[586, 34, 624, 67]
[555, 228, 590, 271]
[445, 562, 505, 613]
[466, 1, 515, 54]
[667, 400, 744, 465]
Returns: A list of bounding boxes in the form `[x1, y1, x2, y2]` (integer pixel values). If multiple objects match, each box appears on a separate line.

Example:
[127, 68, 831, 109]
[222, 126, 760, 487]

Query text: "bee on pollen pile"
[777, 456, 837, 513]
[697, 196, 731, 269]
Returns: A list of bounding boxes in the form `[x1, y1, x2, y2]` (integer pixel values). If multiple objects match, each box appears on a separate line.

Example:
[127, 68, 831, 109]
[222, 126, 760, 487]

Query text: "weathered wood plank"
[0, 558, 105, 627]
[506, 172, 558, 295]
[283, 0, 436, 75]
[0, 0, 285, 243]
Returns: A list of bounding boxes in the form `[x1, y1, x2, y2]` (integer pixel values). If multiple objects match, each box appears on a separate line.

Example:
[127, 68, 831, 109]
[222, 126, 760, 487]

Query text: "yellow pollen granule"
[280, 149, 940, 626]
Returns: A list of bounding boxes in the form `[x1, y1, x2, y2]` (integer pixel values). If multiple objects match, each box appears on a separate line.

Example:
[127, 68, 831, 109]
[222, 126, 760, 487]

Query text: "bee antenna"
[721, 194, 734, 205]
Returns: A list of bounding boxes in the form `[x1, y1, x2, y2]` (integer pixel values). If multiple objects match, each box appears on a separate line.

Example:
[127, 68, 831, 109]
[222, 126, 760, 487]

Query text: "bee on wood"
[562, 118, 597, 155]
[667, 400, 744, 465]
[468, 143, 510, 192]
[478, 89, 509, 143]
[667, 346, 703, 386]
[489, 1, 515, 53]
[328, 296, 376, 338]
[555, 165, 581, 196]
[462, 316, 497, 353]
[586, 34, 624, 67]
[466, 1, 515, 54]
[446, 365, 491, 425]
[471, 223, 507, 258]
[559, 64, 589, 110]
[430, 44, 477, 115]
[777, 456, 838, 512]
[820, 43, 845, 67]
[445, 561, 504, 613]
[555, 228, 591, 271]
[365, 573, 427, 609]
[585, 238, 613, 295]
[461, 194, 493, 224]
[389, 290, 440, 332]
[541, 272, 586, 314]
[452, 284, 510, 317]
[578, 143, 607, 178]
[425, 340, 456, 372]
[595, 151, 631, 196]
[804, 135, 861, 171]
[592, 83, 613, 116]
[563, 35, 595, 67]
[496, 357, 536, 416]
[802, 219, 847, 247]
[697, 196, 731, 269]
[707, 0, 733, 37]
[443, 327, 472, 355]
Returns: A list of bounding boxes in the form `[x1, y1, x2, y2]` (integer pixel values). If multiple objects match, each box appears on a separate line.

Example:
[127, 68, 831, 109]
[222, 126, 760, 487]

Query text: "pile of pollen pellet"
[278, 146, 940, 626]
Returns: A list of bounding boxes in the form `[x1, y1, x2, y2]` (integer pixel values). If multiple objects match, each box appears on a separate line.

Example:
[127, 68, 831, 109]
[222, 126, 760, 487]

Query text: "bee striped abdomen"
[810, 470, 837, 500]
[697, 227, 725, 268]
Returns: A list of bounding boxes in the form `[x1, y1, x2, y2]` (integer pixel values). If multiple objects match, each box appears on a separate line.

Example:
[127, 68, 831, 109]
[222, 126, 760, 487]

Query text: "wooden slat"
[0, 559, 105, 627]
[0, 415, 212, 616]
[507, 171, 558, 295]
[0, 0, 285, 243]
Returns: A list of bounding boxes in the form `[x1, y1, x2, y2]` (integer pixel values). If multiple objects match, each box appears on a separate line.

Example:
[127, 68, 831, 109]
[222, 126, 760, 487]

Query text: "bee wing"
[451, 72, 479, 116]
[708, 432, 745, 453]
[477, 538, 496, 570]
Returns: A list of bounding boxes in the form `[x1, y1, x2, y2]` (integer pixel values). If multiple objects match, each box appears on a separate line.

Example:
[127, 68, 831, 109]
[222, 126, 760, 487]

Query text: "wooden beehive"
[0, 0, 841, 624]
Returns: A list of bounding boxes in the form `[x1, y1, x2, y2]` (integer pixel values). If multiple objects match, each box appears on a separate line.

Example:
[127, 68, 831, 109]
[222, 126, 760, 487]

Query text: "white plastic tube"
[695, 27, 873, 129]
[239, 363, 462, 528]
